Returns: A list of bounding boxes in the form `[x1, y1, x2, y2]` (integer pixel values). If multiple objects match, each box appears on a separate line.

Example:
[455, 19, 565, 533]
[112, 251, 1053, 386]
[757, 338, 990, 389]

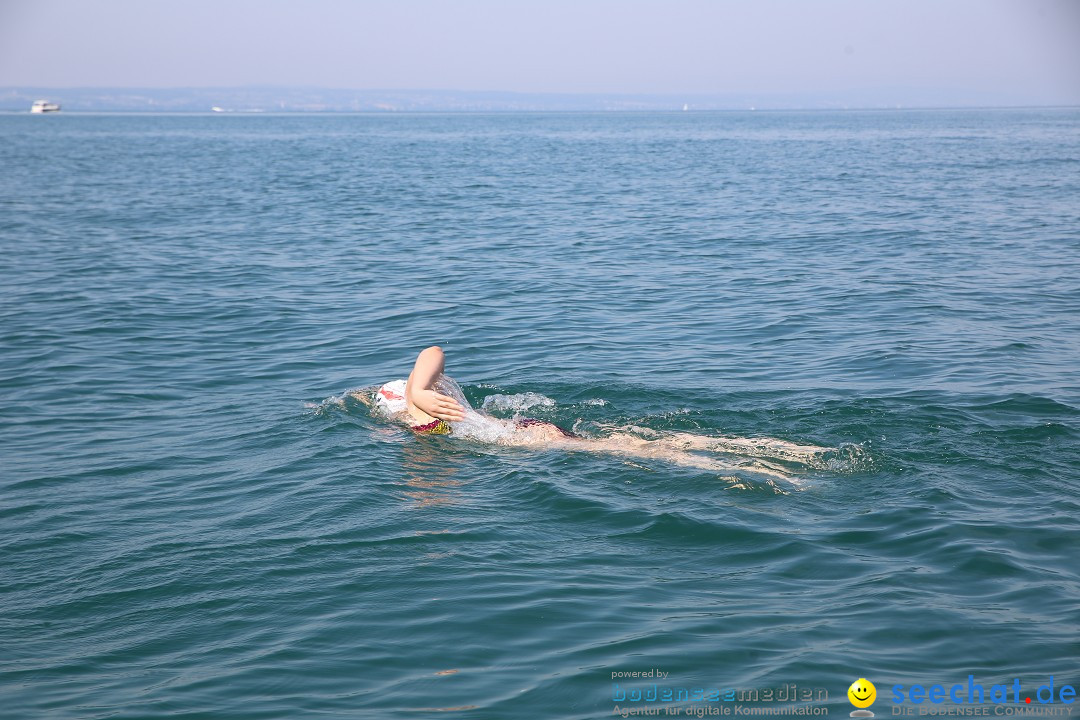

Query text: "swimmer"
[358, 346, 835, 483]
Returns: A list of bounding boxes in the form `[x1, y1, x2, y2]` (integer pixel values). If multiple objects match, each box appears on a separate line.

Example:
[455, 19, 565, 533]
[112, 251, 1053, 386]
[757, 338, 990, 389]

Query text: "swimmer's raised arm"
[406, 346, 466, 422]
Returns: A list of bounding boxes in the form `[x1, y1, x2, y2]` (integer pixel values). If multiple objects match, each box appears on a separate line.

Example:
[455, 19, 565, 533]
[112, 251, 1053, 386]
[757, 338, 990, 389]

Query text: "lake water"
[2, 109, 1079, 719]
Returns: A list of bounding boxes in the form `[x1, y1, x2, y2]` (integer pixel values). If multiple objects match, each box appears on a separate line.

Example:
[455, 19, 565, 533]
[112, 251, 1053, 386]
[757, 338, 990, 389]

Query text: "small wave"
[305, 392, 349, 415]
[809, 442, 876, 473]
[482, 392, 556, 413]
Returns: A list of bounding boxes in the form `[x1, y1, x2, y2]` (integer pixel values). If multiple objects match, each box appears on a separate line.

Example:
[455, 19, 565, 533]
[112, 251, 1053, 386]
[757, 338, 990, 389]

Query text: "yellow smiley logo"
[848, 678, 877, 708]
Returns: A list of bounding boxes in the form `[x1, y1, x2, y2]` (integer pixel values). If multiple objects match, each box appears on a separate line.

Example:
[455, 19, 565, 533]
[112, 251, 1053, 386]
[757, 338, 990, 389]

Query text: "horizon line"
[4, 106, 1079, 114]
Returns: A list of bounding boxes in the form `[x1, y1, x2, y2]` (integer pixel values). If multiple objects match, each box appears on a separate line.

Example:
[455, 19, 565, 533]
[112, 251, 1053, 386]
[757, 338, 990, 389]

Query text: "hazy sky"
[1, 0, 1078, 103]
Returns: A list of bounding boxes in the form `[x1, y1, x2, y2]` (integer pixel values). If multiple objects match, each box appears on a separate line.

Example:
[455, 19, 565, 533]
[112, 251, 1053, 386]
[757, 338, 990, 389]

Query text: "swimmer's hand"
[412, 389, 467, 422]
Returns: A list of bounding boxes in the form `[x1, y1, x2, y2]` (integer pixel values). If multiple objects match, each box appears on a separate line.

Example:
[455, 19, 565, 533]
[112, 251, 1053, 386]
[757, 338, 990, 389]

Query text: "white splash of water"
[451, 411, 516, 442]
[433, 375, 515, 442]
[481, 392, 556, 412]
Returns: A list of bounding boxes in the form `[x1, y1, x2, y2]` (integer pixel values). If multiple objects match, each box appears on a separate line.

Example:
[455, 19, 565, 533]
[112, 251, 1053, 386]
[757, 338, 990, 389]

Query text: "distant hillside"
[0, 86, 1038, 113]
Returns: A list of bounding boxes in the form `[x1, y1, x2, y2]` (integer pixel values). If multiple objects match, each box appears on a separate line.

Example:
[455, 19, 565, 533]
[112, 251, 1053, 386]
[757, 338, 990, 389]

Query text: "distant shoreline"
[3, 86, 1075, 114]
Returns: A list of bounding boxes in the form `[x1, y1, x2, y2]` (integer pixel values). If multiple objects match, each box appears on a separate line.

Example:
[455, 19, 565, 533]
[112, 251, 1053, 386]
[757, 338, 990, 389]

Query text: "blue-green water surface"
[2, 110, 1079, 719]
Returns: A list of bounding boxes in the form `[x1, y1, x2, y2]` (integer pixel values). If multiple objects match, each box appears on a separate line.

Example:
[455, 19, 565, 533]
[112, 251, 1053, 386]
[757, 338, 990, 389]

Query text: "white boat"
[31, 100, 61, 113]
